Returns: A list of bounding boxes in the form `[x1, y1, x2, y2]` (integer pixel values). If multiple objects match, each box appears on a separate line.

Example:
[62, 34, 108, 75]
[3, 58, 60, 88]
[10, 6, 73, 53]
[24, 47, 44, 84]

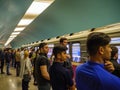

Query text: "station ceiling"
[0, 0, 120, 48]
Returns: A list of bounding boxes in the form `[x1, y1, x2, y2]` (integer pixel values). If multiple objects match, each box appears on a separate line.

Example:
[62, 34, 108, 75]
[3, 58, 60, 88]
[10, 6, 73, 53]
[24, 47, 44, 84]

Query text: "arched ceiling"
[0, 0, 33, 47]
[0, 0, 120, 48]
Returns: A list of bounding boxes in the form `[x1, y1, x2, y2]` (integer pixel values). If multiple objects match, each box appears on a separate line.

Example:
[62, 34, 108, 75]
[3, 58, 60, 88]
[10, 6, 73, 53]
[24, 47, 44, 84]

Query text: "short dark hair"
[39, 43, 47, 49]
[59, 37, 67, 43]
[111, 46, 118, 59]
[87, 32, 111, 56]
[53, 45, 67, 58]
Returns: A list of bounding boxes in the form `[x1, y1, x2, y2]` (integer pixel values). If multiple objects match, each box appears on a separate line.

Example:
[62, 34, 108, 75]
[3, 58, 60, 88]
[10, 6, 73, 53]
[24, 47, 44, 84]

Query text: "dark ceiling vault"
[0, 0, 120, 48]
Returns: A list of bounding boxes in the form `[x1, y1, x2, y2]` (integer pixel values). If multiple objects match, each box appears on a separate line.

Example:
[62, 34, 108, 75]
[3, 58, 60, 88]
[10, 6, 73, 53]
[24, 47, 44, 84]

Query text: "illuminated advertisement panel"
[72, 43, 80, 62]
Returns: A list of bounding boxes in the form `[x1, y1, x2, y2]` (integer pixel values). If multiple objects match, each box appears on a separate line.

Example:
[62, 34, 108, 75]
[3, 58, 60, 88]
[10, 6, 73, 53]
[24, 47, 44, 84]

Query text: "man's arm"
[40, 65, 50, 80]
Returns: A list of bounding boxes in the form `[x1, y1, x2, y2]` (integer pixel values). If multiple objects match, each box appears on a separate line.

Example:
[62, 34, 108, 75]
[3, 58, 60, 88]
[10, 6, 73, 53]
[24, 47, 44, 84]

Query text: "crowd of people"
[0, 32, 120, 90]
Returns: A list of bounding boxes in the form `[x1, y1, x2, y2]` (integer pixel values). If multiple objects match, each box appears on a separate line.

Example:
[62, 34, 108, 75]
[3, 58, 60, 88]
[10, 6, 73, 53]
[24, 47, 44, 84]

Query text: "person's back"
[50, 62, 73, 90]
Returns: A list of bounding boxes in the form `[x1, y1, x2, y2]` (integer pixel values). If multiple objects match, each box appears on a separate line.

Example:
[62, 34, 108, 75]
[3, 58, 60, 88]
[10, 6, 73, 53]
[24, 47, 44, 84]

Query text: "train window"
[110, 37, 120, 44]
[72, 43, 80, 62]
[116, 46, 120, 64]
[47, 44, 54, 58]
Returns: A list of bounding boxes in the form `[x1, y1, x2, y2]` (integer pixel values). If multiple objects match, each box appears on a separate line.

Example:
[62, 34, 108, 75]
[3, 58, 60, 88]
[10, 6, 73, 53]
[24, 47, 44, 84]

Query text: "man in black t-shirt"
[35, 43, 50, 90]
[49, 45, 75, 90]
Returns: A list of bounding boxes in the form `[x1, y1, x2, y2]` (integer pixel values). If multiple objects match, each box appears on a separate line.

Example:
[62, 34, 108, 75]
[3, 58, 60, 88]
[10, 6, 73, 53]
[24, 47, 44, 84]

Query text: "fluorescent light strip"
[14, 27, 25, 31]
[18, 19, 34, 26]
[11, 32, 21, 35]
[5, 38, 14, 46]
[10, 35, 17, 38]
[4, 0, 55, 46]
[26, 0, 54, 15]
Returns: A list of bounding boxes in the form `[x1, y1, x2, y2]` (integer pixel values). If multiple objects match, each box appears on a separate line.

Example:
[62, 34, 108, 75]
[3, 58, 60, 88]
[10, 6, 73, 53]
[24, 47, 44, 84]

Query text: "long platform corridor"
[0, 67, 37, 90]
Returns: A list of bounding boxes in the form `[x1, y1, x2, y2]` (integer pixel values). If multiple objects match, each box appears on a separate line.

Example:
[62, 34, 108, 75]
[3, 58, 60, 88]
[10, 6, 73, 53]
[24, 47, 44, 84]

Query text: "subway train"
[22, 23, 120, 64]
[21, 23, 120, 84]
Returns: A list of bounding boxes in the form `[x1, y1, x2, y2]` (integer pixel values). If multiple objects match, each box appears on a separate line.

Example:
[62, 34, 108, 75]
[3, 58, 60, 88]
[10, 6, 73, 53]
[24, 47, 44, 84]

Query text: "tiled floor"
[0, 67, 37, 90]
[0, 67, 76, 90]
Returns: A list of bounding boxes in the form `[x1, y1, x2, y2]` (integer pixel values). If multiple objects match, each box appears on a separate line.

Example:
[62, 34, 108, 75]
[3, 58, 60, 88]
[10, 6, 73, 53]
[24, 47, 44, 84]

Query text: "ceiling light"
[4, 0, 55, 46]
[26, 0, 55, 15]
[14, 27, 25, 31]
[11, 32, 20, 35]
[10, 35, 17, 38]
[18, 19, 34, 26]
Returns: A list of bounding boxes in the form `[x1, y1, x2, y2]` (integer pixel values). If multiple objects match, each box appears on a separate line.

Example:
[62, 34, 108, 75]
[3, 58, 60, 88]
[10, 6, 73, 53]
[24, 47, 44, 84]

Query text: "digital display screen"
[72, 43, 80, 62]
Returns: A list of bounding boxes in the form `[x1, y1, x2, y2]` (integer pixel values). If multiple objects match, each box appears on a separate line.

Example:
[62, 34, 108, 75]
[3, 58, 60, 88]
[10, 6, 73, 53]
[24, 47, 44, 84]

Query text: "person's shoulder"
[76, 62, 94, 74]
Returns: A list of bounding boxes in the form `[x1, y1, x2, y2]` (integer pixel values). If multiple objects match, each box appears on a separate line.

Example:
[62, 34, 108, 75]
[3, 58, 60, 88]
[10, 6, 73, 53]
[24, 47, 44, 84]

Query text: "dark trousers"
[16, 62, 20, 76]
[1, 61, 4, 73]
[22, 79, 29, 90]
[6, 62, 10, 74]
[38, 83, 50, 90]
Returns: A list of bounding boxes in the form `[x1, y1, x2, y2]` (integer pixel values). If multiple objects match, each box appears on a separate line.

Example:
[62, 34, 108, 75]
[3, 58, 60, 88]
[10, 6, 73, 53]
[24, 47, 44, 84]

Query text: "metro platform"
[0, 67, 37, 90]
[0, 65, 77, 90]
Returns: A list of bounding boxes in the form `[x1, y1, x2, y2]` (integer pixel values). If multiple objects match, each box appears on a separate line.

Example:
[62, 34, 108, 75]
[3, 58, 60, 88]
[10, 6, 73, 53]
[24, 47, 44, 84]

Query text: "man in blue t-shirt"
[76, 32, 120, 90]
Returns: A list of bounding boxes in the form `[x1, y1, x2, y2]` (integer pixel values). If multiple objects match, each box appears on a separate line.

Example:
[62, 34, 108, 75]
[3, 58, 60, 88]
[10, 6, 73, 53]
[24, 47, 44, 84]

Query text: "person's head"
[39, 43, 49, 54]
[111, 46, 118, 60]
[87, 32, 112, 60]
[53, 45, 67, 62]
[59, 37, 68, 46]
[24, 50, 29, 59]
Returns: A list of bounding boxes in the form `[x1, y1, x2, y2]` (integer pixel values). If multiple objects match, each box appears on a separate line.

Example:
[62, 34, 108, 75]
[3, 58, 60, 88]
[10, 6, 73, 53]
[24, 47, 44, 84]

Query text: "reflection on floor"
[0, 67, 37, 90]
